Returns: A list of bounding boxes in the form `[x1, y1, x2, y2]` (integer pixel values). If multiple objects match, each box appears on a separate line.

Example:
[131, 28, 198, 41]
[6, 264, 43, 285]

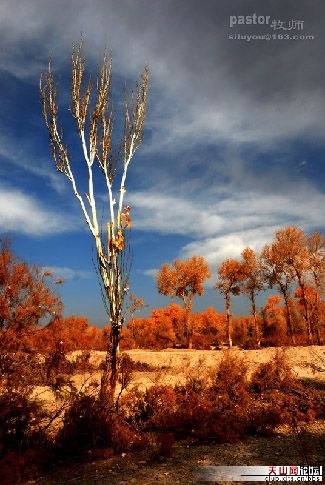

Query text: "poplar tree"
[40, 41, 148, 402]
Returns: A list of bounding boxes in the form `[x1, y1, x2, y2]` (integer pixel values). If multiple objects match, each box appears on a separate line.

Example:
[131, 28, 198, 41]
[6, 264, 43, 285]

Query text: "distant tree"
[215, 258, 245, 348]
[42, 315, 103, 351]
[150, 308, 176, 347]
[279, 227, 313, 343]
[0, 241, 62, 350]
[40, 40, 148, 403]
[261, 295, 287, 346]
[194, 307, 226, 349]
[240, 247, 264, 346]
[128, 293, 146, 346]
[156, 256, 211, 348]
[152, 303, 187, 347]
[261, 231, 297, 345]
[125, 315, 173, 349]
[307, 232, 325, 344]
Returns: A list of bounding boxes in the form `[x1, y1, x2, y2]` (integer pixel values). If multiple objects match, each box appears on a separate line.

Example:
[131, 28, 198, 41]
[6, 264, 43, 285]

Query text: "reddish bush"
[0, 390, 52, 484]
[250, 351, 296, 393]
[56, 394, 144, 459]
[250, 351, 323, 427]
[212, 352, 249, 403]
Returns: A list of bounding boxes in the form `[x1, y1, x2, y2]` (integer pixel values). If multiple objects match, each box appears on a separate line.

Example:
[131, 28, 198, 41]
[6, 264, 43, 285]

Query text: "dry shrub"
[250, 350, 296, 393]
[126, 354, 252, 443]
[133, 385, 178, 431]
[56, 393, 144, 460]
[0, 351, 48, 388]
[45, 348, 75, 383]
[0, 449, 47, 484]
[249, 351, 323, 430]
[0, 390, 52, 484]
[125, 352, 323, 445]
[0, 391, 48, 453]
[212, 351, 249, 404]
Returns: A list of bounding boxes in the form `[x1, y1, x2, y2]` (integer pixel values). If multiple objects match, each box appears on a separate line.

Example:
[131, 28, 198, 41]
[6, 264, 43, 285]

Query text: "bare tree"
[40, 41, 148, 403]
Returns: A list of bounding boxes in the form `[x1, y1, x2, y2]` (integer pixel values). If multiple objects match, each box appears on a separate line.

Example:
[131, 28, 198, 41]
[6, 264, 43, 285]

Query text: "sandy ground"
[32, 345, 325, 404]
[27, 346, 325, 484]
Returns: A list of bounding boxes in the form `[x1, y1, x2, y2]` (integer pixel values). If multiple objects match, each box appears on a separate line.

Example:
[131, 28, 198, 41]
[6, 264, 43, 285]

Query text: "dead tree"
[40, 41, 148, 403]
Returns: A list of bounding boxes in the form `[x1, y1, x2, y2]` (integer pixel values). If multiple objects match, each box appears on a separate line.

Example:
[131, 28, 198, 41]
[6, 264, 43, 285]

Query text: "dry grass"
[30, 346, 325, 416]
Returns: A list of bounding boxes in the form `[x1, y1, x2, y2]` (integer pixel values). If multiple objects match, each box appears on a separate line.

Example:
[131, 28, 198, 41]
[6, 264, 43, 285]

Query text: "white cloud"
[142, 268, 158, 278]
[182, 227, 277, 266]
[128, 184, 325, 267]
[128, 192, 223, 237]
[0, 184, 77, 235]
[0, 136, 67, 195]
[42, 266, 92, 281]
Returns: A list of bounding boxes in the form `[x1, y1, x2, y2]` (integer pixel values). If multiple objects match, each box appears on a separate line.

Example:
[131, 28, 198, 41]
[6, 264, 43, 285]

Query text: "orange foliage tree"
[307, 232, 325, 344]
[193, 307, 226, 349]
[279, 227, 313, 343]
[240, 247, 264, 346]
[124, 304, 227, 350]
[261, 295, 287, 346]
[124, 304, 184, 349]
[156, 256, 210, 349]
[128, 293, 146, 347]
[41, 316, 104, 352]
[0, 241, 62, 351]
[215, 259, 244, 347]
[294, 286, 324, 345]
[262, 226, 322, 344]
[261, 230, 297, 345]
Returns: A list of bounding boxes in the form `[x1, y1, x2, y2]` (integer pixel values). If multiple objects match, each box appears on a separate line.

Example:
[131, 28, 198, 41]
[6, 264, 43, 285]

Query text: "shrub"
[0, 391, 52, 484]
[212, 352, 249, 404]
[250, 351, 296, 393]
[250, 351, 323, 427]
[0, 391, 47, 453]
[56, 394, 144, 459]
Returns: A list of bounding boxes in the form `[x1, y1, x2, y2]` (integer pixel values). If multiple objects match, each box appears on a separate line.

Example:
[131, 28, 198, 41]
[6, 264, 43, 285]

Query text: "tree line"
[141, 225, 324, 349]
[0, 225, 324, 354]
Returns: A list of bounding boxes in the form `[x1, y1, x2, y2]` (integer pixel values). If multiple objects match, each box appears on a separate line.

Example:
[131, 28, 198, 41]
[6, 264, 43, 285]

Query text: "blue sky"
[0, 0, 324, 326]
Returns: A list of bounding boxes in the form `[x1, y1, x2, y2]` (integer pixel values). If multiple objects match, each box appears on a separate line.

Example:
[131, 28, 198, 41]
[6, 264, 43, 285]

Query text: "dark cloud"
[1, 0, 324, 146]
[0, 0, 324, 228]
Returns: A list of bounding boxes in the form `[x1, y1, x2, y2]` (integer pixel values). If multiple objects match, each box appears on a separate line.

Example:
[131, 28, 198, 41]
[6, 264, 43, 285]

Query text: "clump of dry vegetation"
[1, 339, 324, 483]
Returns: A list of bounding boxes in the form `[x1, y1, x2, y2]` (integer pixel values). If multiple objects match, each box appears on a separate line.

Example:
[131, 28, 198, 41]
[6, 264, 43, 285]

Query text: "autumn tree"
[41, 315, 103, 352]
[307, 232, 325, 344]
[261, 238, 296, 344]
[0, 241, 62, 351]
[156, 256, 211, 348]
[215, 258, 244, 348]
[240, 247, 264, 346]
[128, 293, 146, 346]
[40, 41, 148, 402]
[278, 227, 313, 343]
[261, 295, 287, 346]
[194, 307, 226, 349]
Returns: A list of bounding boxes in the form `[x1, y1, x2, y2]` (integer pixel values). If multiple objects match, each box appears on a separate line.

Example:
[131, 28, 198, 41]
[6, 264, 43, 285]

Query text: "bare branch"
[70, 41, 91, 134]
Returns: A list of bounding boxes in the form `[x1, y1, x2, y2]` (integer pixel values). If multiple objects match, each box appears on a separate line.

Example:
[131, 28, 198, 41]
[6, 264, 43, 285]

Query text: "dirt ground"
[32, 422, 325, 484]
[29, 346, 325, 484]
